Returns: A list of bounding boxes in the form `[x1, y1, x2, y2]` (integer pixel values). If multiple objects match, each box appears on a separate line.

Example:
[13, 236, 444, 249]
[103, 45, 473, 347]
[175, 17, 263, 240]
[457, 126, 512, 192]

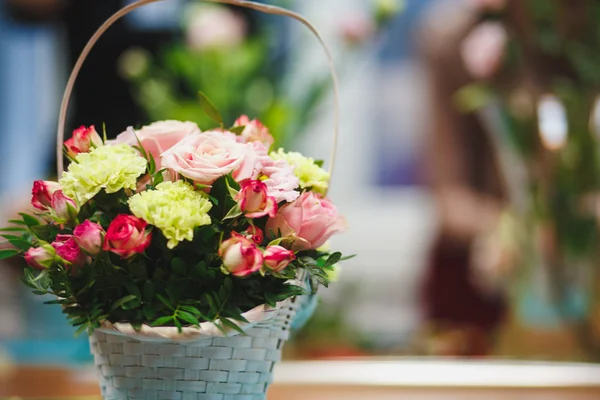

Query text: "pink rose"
[52, 235, 89, 268]
[235, 180, 277, 219]
[51, 190, 79, 224]
[245, 225, 264, 245]
[263, 245, 295, 272]
[103, 215, 152, 259]
[31, 180, 61, 210]
[110, 120, 200, 169]
[252, 142, 299, 203]
[64, 126, 103, 158]
[161, 131, 257, 185]
[233, 115, 274, 149]
[461, 22, 507, 80]
[218, 232, 263, 277]
[73, 220, 104, 256]
[266, 192, 347, 251]
[24, 244, 56, 270]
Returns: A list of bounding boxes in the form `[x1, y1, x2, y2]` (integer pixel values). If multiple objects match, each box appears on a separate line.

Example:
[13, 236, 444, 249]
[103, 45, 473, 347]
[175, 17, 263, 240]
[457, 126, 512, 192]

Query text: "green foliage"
[3, 170, 344, 335]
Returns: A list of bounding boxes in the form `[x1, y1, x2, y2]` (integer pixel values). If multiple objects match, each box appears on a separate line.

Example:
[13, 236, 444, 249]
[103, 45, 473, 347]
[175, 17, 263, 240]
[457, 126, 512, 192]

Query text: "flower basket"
[91, 297, 303, 400]
[0, 1, 346, 399]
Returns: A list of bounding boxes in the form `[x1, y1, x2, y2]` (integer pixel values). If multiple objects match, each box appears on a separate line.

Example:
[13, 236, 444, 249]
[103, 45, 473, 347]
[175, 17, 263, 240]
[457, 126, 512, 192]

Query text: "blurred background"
[2, 0, 600, 395]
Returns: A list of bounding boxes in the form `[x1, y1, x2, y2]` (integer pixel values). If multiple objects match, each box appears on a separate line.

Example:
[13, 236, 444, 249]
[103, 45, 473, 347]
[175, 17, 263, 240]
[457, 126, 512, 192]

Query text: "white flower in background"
[461, 22, 507, 80]
[339, 12, 375, 46]
[184, 4, 247, 51]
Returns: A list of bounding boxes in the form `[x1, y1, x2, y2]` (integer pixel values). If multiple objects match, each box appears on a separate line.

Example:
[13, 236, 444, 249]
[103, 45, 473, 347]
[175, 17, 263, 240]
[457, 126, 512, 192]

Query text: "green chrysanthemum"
[60, 144, 147, 204]
[269, 149, 330, 195]
[128, 181, 212, 249]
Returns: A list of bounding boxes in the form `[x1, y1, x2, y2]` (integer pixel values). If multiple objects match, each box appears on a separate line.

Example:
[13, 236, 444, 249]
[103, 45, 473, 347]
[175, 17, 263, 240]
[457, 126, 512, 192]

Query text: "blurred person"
[418, 0, 509, 356]
[418, 0, 598, 356]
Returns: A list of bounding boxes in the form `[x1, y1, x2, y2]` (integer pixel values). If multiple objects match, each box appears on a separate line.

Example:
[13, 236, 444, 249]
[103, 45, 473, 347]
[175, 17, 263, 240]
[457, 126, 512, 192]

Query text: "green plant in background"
[119, 0, 403, 148]
[459, 0, 600, 359]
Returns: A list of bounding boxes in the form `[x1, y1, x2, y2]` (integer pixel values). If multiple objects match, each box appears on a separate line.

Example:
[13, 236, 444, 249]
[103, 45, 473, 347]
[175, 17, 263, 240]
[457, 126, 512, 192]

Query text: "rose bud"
[263, 245, 295, 272]
[218, 232, 263, 277]
[24, 244, 56, 270]
[235, 180, 277, 219]
[245, 225, 264, 245]
[233, 115, 274, 149]
[52, 235, 89, 269]
[266, 191, 347, 251]
[64, 125, 103, 158]
[31, 180, 61, 210]
[103, 214, 152, 259]
[73, 220, 105, 256]
[51, 190, 79, 224]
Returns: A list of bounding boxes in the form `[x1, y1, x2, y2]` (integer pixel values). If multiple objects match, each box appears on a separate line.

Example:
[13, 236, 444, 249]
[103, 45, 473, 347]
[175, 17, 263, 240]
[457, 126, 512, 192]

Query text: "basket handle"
[56, 0, 340, 181]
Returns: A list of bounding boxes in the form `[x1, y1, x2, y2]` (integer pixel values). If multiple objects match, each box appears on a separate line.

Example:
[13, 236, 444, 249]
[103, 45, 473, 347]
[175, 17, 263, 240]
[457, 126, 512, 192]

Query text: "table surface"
[2, 359, 600, 399]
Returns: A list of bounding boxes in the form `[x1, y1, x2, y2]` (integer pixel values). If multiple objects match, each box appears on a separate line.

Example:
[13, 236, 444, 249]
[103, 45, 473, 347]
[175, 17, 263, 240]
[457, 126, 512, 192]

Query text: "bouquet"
[0, 98, 348, 336]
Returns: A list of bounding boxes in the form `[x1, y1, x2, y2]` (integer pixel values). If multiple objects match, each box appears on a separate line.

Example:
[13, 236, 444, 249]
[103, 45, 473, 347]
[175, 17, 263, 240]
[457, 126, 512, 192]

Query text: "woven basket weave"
[90, 298, 302, 400]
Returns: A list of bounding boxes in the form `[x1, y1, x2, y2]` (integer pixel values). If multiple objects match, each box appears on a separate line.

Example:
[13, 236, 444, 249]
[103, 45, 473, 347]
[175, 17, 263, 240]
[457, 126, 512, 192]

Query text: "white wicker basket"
[90, 298, 302, 400]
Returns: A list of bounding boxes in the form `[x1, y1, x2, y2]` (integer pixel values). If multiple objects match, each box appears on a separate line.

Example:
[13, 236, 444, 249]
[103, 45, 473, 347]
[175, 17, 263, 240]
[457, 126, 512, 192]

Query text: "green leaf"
[204, 293, 219, 316]
[207, 194, 219, 206]
[314, 160, 324, 168]
[221, 309, 249, 324]
[174, 318, 183, 332]
[198, 91, 223, 126]
[171, 258, 188, 275]
[229, 125, 245, 135]
[178, 311, 200, 326]
[323, 252, 342, 268]
[0, 249, 19, 260]
[44, 299, 66, 305]
[157, 294, 175, 310]
[33, 270, 48, 282]
[8, 219, 27, 226]
[74, 324, 89, 337]
[110, 295, 138, 311]
[19, 213, 40, 227]
[264, 292, 277, 308]
[220, 318, 245, 335]
[30, 224, 58, 240]
[223, 204, 243, 220]
[340, 254, 356, 261]
[219, 278, 232, 301]
[102, 122, 108, 143]
[151, 316, 174, 327]
[124, 281, 142, 299]
[143, 304, 156, 320]
[5, 238, 32, 251]
[148, 152, 157, 176]
[0, 227, 28, 232]
[180, 305, 203, 317]
[132, 130, 149, 161]
[225, 178, 239, 199]
[121, 298, 142, 310]
[143, 281, 155, 301]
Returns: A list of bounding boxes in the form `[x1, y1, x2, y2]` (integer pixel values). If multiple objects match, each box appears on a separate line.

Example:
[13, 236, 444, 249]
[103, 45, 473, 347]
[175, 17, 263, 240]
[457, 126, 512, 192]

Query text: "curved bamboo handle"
[56, 0, 340, 181]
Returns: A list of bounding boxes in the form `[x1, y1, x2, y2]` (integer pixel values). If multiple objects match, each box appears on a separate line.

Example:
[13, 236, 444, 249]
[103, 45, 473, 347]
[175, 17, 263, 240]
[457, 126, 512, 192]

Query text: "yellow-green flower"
[128, 181, 212, 249]
[60, 144, 147, 204]
[269, 149, 330, 195]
